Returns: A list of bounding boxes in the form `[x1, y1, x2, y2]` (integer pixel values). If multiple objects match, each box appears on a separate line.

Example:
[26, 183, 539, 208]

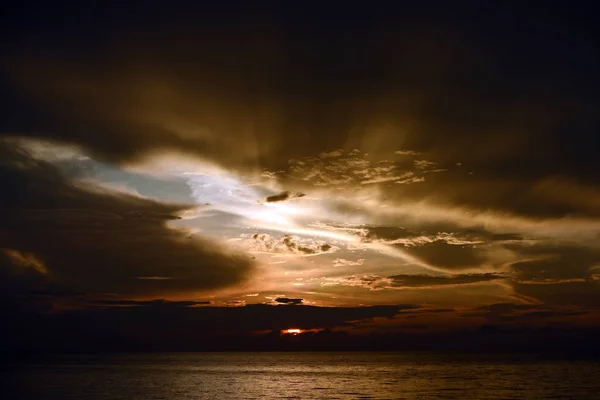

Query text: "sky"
[1, 1, 600, 351]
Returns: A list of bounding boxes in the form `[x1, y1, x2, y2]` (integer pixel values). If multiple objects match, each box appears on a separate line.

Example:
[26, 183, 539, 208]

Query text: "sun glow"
[284, 328, 301, 335]
[138, 154, 440, 272]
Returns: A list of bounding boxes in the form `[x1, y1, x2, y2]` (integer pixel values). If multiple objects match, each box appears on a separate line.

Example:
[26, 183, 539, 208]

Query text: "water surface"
[3, 352, 600, 399]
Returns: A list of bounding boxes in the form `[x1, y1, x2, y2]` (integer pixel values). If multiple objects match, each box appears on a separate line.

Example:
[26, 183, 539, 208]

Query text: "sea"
[2, 352, 600, 399]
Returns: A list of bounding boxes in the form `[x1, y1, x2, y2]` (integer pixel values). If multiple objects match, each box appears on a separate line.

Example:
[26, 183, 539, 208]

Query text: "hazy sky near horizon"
[2, 1, 600, 340]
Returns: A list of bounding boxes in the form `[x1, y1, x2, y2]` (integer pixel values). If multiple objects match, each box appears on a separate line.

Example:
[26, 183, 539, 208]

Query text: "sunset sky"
[2, 1, 600, 351]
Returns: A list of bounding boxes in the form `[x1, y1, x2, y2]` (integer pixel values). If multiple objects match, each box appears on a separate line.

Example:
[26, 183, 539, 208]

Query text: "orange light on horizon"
[284, 328, 301, 335]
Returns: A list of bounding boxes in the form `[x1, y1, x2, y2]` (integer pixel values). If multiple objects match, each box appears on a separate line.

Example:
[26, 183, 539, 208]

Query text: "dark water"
[2, 352, 600, 399]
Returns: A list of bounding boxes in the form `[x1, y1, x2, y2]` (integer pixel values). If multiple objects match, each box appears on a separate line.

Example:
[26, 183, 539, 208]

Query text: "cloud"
[319, 150, 343, 158]
[322, 273, 507, 290]
[507, 244, 600, 281]
[462, 303, 591, 327]
[512, 281, 600, 309]
[402, 241, 490, 271]
[7, 301, 600, 352]
[1, 249, 49, 275]
[343, 225, 511, 271]
[0, 139, 255, 299]
[282, 152, 436, 188]
[395, 150, 420, 156]
[275, 297, 304, 305]
[264, 191, 305, 203]
[366, 231, 487, 247]
[328, 224, 523, 247]
[3, 3, 598, 201]
[2, 300, 419, 351]
[333, 258, 365, 267]
[2, 2, 600, 337]
[321, 275, 393, 291]
[499, 242, 600, 306]
[413, 160, 436, 170]
[474, 303, 536, 315]
[76, 302, 414, 331]
[243, 233, 338, 256]
[89, 299, 212, 307]
[388, 273, 507, 288]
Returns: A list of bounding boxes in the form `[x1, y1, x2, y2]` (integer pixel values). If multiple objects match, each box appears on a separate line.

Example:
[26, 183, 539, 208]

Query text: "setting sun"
[284, 329, 302, 335]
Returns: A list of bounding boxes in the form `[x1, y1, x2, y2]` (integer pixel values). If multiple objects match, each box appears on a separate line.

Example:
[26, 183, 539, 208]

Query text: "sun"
[283, 328, 302, 335]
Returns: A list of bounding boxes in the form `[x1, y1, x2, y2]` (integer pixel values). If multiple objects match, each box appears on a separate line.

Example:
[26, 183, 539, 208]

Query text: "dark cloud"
[463, 303, 590, 326]
[504, 243, 600, 307]
[359, 226, 522, 244]
[521, 310, 587, 319]
[2, 300, 417, 352]
[247, 233, 336, 256]
[400, 308, 455, 314]
[88, 299, 212, 307]
[380, 172, 600, 220]
[403, 241, 488, 271]
[388, 273, 507, 288]
[1, 1, 600, 349]
[0, 140, 255, 299]
[264, 191, 305, 203]
[84, 301, 411, 332]
[284, 152, 429, 187]
[338, 224, 600, 304]
[349, 225, 505, 271]
[475, 303, 536, 314]
[5, 299, 599, 352]
[513, 281, 600, 309]
[281, 235, 331, 255]
[508, 244, 600, 282]
[1, 2, 598, 194]
[326, 273, 506, 290]
[274, 297, 304, 305]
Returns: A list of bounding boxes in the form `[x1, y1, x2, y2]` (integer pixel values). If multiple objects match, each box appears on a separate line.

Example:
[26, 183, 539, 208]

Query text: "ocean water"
[3, 352, 600, 399]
